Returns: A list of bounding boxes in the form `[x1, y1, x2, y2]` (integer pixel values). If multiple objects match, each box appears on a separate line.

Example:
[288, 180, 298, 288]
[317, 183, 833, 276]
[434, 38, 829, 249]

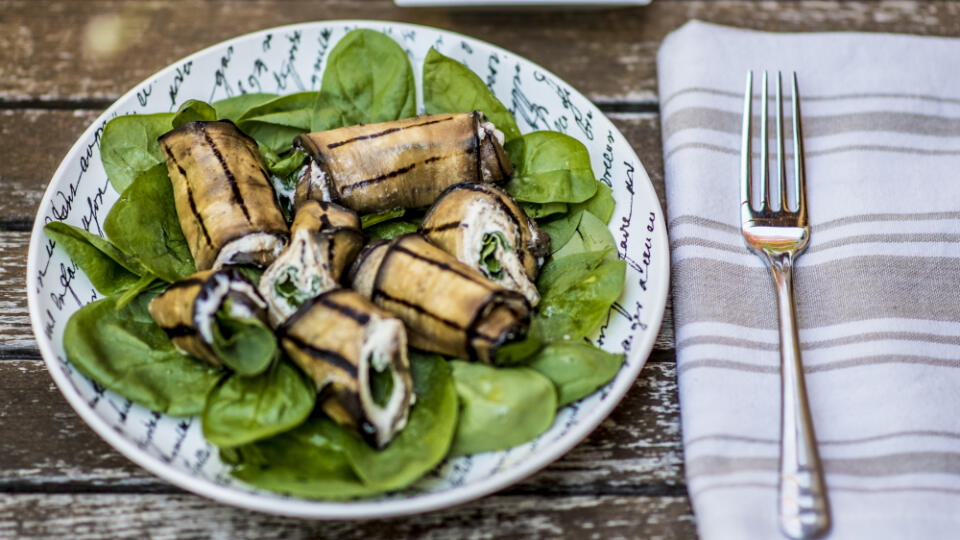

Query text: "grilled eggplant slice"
[350, 234, 531, 363]
[291, 200, 362, 233]
[293, 112, 512, 213]
[159, 120, 289, 270]
[258, 202, 365, 325]
[278, 289, 414, 448]
[148, 268, 276, 375]
[420, 182, 550, 306]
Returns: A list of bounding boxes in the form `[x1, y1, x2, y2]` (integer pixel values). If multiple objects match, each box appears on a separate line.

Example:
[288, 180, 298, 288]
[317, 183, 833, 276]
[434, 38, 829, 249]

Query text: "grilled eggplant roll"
[278, 289, 414, 448]
[293, 112, 513, 214]
[148, 268, 277, 376]
[420, 182, 550, 306]
[290, 199, 361, 232]
[350, 234, 531, 363]
[159, 120, 289, 270]
[258, 201, 365, 325]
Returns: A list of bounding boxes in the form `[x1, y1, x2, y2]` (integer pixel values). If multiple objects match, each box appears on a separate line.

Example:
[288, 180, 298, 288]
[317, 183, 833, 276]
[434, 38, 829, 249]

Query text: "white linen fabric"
[657, 20, 960, 540]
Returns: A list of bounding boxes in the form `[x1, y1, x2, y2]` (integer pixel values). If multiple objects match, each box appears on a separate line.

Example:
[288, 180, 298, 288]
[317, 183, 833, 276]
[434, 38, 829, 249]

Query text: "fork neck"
[763, 250, 797, 275]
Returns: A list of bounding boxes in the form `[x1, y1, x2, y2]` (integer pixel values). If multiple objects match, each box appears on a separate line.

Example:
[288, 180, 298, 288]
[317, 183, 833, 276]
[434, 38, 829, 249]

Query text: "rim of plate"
[26, 19, 670, 520]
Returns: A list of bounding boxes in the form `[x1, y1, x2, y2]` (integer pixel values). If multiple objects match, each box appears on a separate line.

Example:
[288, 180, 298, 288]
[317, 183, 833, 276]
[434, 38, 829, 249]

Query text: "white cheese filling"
[356, 316, 414, 448]
[299, 160, 334, 202]
[258, 229, 339, 326]
[479, 120, 505, 146]
[460, 199, 540, 306]
[213, 232, 286, 270]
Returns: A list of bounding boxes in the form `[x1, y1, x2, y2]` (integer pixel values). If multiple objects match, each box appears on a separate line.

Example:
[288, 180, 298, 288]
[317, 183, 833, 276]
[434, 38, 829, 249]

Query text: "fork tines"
[740, 71, 807, 224]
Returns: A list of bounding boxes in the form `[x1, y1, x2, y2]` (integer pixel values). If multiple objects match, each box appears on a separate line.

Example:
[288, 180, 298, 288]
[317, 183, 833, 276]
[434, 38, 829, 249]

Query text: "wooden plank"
[0, 356, 683, 494]
[0, 492, 695, 539]
[0, 109, 102, 224]
[4, 1, 960, 105]
[0, 111, 676, 353]
[0, 232, 34, 353]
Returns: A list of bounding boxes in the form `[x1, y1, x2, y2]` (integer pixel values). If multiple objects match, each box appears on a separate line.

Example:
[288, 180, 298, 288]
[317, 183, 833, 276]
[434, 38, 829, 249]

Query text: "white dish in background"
[27, 20, 669, 519]
[396, 0, 650, 6]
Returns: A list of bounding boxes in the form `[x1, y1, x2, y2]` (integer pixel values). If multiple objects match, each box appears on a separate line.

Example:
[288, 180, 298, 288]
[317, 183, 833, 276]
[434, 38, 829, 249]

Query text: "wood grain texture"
[0, 493, 696, 539]
[0, 109, 101, 226]
[4, 1, 960, 105]
[0, 355, 683, 493]
[13, 1, 957, 535]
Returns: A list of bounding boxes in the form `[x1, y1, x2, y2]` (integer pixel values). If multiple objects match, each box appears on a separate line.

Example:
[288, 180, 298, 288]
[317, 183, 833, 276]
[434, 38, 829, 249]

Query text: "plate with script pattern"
[26, 20, 669, 519]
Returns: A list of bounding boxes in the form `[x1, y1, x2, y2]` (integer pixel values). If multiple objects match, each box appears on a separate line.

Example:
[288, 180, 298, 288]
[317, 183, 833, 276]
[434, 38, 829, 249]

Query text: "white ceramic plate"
[27, 20, 669, 519]
[394, 1, 650, 7]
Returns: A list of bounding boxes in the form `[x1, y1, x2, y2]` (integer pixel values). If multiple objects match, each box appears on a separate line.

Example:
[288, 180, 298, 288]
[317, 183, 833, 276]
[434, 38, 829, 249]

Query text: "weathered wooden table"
[3, 1, 958, 537]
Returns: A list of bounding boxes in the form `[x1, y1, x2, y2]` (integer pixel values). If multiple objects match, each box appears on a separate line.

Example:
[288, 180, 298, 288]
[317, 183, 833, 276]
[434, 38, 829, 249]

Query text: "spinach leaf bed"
[48, 29, 627, 500]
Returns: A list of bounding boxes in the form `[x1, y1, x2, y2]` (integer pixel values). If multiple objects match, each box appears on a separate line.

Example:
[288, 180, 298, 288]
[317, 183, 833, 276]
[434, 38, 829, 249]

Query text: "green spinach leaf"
[492, 324, 543, 366]
[312, 29, 416, 132]
[203, 359, 315, 448]
[571, 181, 615, 224]
[100, 112, 175, 193]
[43, 222, 147, 295]
[504, 131, 597, 204]
[553, 210, 617, 261]
[225, 353, 457, 499]
[173, 99, 218, 128]
[212, 93, 280, 122]
[210, 302, 278, 377]
[104, 164, 196, 282]
[114, 273, 159, 310]
[237, 92, 319, 153]
[539, 210, 583, 254]
[366, 220, 420, 241]
[528, 343, 624, 406]
[536, 255, 626, 342]
[261, 147, 307, 179]
[521, 202, 568, 219]
[422, 47, 521, 142]
[361, 208, 405, 229]
[449, 360, 556, 456]
[63, 291, 223, 417]
[479, 232, 509, 279]
[536, 248, 608, 299]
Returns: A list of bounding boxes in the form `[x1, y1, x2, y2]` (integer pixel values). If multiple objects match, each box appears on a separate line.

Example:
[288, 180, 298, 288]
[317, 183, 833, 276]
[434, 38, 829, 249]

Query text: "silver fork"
[740, 71, 830, 539]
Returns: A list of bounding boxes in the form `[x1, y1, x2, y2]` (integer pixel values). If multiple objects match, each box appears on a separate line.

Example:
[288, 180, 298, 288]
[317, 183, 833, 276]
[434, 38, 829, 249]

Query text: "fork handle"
[771, 259, 830, 539]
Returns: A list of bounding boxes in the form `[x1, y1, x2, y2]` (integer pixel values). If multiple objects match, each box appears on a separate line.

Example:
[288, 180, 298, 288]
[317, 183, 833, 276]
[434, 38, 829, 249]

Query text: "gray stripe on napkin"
[672, 257, 960, 329]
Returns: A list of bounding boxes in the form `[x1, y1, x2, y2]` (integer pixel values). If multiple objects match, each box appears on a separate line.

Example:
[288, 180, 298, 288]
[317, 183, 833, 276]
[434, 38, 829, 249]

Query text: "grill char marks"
[293, 112, 513, 214]
[279, 289, 414, 449]
[325, 116, 455, 149]
[471, 111, 484, 184]
[199, 123, 251, 223]
[280, 334, 359, 379]
[158, 120, 289, 270]
[391, 244, 491, 287]
[372, 289, 465, 332]
[419, 221, 462, 234]
[159, 323, 197, 339]
[341, 163, 417, 195]
[291, 200, 361, 233]
[163, 146, 214, 249]
[352, 234, 530, 363]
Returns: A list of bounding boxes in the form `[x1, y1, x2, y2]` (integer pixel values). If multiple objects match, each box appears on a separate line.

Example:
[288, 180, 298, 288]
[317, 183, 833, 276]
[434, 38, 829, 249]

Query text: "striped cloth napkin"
[657, 21, 960, 540]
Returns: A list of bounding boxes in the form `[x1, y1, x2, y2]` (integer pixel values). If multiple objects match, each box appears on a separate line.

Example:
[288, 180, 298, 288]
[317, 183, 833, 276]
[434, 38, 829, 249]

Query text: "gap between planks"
[0, 493, 697, 539]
